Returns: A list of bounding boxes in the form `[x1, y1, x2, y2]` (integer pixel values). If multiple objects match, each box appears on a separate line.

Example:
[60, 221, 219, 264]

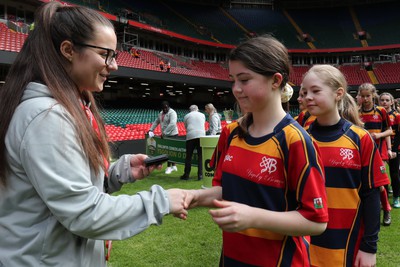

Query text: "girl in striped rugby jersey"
[302, 65, 389, 267]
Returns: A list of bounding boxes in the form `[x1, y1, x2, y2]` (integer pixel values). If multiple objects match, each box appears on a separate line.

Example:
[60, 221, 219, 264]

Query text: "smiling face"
[229, 60, 275, 114]
[301, 71, 341, 120]
[69, 26, 118, 92]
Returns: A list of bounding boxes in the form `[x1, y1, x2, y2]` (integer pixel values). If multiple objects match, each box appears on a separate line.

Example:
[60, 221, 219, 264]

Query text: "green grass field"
[109, 164, 400, 267]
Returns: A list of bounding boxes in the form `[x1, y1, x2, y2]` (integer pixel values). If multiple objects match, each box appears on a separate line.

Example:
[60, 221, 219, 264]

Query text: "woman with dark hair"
[0, 2, 187, 266]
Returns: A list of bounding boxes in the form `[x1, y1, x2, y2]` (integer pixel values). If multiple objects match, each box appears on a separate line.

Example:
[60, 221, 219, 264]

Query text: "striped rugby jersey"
[359, 105, 390, 160]
[308, 119, 389, 267]
[295, 110, 316, 130]
[213, 114, 328, 266]
[387, 109, 400, 151]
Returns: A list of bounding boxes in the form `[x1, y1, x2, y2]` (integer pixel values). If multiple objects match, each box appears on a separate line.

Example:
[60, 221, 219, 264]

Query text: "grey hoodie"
[0, 82, 170, 266]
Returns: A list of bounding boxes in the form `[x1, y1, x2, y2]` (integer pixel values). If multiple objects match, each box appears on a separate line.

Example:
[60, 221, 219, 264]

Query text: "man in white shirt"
[181, 105, 206, 180]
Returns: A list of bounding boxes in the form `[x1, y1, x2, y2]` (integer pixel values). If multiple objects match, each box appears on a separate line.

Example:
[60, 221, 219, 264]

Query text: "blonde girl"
[379, 92, 400, 208]
[358, 83, 393, 226]
[302, 65, 389, 267]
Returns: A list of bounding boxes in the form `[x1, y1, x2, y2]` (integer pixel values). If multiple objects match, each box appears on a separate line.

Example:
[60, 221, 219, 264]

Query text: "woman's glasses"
[74, 42, 118, 66]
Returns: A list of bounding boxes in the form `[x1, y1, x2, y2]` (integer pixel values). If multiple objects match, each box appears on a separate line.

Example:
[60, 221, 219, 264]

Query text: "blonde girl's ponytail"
[339, 93, 364, 127]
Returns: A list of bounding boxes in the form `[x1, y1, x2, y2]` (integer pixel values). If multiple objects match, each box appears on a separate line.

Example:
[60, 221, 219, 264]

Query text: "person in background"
[205, 103, 222, 135]
[396, 98, 400, 113]
[0, 3, 188, 266]
[166, 61, 171, 73]
[294, 87, 306, 121]
[129, 47, 139, 58]
[159, 59, 165, 71]
[379, 92, 400, 208]
[302, 65, 389, 267]
[355, 91, 363, 107]
[184, 35, 328, 267]
[149, 101, 179, 174]
[181, 105, 206, 181]
[358, 83, 393, 226]
[295, 87, 316, 130]
[133, 49, 140, 58]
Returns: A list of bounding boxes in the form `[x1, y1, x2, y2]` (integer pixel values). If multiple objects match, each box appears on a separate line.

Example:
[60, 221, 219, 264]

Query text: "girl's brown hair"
[229, 35, 290, 138]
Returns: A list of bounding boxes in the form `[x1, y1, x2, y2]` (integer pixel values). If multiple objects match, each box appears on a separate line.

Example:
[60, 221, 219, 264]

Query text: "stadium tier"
[374, 62, 400, 84]
[100, 108, 233, 141]
[0, 23, 27, 52]
[339, 65, 371, 85]
[65, 0, 400, 48]
[1, 22, 399, 87]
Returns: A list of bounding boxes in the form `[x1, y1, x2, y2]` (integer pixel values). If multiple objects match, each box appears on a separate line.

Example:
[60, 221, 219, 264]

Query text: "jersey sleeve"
[296, 110, 305, 125]
[287, 130, 329, 223]
[212, 124, 234, 186]
[360, 129, 390, 189]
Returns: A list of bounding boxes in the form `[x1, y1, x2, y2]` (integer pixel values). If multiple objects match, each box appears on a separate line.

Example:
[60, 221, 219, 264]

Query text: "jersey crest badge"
[313, 198, 323, 209]
[380, 165, 386, 174]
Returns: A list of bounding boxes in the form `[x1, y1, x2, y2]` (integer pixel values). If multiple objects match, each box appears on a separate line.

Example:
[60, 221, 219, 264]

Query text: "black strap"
[104, 175, 109, 193]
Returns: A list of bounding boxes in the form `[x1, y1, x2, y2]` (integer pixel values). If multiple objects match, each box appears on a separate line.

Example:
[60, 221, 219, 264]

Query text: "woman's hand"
[129, 154, 163, 180]
[167, 189, 189, 220]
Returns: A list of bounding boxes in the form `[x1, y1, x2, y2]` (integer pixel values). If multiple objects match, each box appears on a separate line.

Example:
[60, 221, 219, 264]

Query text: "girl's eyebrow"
[229, 72, 250, 79]
[305, 84, 321, 90]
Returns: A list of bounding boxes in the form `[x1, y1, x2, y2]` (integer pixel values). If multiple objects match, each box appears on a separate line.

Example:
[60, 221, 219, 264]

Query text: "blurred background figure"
[358, 82, 393, 226]
[205, 103, 221, 135]
[149, 101, 179, 174]
[159, 59, 165, 71]
[167, 61, 171, 72]
[379, 92, 400, 209]
[181, 105, 205, 180]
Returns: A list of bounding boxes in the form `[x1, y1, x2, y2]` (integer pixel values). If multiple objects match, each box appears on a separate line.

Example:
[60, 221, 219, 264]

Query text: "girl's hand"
[208, 199, 253, 232]
[354, 250, 376, 267]
[167, 189, 189, 220]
